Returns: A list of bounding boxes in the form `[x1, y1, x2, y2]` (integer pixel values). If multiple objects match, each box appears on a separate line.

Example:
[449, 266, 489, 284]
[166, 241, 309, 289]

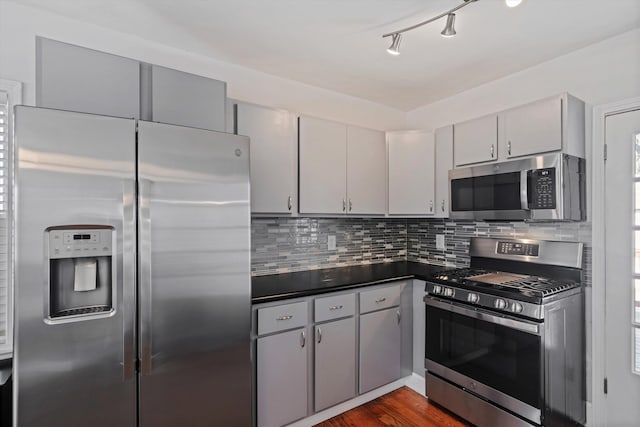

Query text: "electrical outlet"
[436, 234, 445, 250]
[328, 235, 336, 251]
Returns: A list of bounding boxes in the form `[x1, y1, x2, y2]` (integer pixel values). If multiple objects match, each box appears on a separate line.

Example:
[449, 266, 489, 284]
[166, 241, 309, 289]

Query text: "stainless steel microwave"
[449, 153, 585, 221]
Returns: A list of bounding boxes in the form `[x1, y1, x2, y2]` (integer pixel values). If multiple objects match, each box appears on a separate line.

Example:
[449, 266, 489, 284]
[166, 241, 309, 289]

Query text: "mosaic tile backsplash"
[251, 217, 592, 286]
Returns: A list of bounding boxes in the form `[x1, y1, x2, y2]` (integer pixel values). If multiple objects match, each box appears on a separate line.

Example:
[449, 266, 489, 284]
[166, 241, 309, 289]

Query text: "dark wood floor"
[315, 386, 470, 427]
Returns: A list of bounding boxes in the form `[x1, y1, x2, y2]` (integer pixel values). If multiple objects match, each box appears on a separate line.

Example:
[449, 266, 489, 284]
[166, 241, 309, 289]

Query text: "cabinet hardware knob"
[508, 141, 512, 156]
[287, 196, 292, 211]
[329, 305, 343, 311]
[300, 330, 306, 348]
[317, 327, 322, 343]
[397, 310, 401, 324]
[375, 297, 387, 303]
[429, 200, 433, 212]
[441, 200, 445, 212]
[342, 199, 346, 212]
[348, 199, 352, 212]
[490, 144, 495, 158]
[276, 315, 293, 321]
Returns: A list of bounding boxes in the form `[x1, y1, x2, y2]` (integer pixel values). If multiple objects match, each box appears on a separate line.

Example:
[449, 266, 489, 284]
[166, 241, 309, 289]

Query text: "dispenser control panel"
[48, 228, 113, 259]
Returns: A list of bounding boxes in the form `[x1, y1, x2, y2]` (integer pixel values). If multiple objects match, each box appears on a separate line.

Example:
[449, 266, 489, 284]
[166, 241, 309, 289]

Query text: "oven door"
[425, 297, 543, 424]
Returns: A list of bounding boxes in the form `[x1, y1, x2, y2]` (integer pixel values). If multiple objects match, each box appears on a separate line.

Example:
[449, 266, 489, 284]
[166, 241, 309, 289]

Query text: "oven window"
[451, 172, 522, 211]
[426, 305, 541, 409]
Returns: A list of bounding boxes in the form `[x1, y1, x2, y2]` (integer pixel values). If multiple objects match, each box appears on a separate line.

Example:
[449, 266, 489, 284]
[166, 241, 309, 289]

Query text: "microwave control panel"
[529, 168, 556, 209]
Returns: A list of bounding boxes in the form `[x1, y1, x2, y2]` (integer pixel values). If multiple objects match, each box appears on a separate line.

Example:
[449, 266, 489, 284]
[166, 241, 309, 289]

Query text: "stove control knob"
[494, 299, 507, 310]
[432, 285, 442, 294]
[443, 288, 455, 297]
[467, 293, 479, 304]
[512, 302, 523, 313]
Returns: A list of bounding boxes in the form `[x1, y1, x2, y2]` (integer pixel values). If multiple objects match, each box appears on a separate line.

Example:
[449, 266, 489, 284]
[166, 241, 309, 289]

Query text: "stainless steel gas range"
[424, 237, 585, 427]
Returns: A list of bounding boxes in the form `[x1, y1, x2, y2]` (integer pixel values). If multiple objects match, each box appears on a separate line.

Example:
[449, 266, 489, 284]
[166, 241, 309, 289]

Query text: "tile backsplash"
[252, 217, 592, 284]
[251, 217, 407, 276]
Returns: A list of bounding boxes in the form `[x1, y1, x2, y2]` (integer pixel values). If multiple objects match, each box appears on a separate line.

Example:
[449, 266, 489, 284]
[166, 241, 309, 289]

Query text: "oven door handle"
[425, 296, 541, 335]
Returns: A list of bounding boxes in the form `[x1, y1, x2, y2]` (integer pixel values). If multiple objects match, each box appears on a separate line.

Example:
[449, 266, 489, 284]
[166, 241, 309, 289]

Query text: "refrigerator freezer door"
[14, 107, 137, 427]
[137, 121, 251, 426]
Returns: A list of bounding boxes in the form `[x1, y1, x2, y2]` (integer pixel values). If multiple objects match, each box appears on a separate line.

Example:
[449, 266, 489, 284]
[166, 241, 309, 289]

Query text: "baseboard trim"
[286, 373, 426, 426]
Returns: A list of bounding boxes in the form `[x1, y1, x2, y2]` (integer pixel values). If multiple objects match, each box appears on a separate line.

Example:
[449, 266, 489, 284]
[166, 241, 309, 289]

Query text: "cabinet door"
[299, 116, 347, 214]
[359, 308, 401, 394]
[36, 37, 140, 119]
[434, 125, 454, 218]
[151, 65, 226, 132]
[454, 114, 498, 166]
[504, 95, 562, 158]
[314, 317, 356, 411]
[236, 103, 297, 214]
[387, 131, 435, 215]
[346, 126, 386, 215]
[257, 328, 308, 427]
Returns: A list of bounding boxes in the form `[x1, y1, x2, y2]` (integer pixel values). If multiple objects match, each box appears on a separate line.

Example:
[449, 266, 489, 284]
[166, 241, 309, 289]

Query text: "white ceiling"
[12, 0, 640, 111]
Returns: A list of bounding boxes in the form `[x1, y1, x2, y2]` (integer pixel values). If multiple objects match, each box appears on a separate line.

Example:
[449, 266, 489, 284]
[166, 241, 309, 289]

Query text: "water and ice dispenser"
[46, 226, 115, 319]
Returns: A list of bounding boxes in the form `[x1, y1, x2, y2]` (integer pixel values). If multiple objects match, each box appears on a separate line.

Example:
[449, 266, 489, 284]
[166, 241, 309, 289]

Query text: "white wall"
[406, 28, 640, 130]
[0, 1, 406, 131]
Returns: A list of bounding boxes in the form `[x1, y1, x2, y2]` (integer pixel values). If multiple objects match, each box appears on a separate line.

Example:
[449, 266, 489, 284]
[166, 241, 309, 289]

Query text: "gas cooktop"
[430, 267, 581, 304]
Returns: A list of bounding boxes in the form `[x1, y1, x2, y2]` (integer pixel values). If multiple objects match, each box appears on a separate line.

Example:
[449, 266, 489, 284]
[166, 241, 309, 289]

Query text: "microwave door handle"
[520, 170, 530, 210]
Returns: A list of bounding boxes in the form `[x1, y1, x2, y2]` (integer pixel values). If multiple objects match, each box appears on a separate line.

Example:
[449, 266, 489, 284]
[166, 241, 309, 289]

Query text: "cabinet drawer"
[315, 293, 355, 322]
[359, 284, 401, 314]
[258, 301, 308, 335]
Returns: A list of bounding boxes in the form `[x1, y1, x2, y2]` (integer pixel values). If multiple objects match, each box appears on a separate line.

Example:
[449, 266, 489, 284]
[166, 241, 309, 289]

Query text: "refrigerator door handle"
[139, 178, 153, 375]
[122, 179, 137, 381]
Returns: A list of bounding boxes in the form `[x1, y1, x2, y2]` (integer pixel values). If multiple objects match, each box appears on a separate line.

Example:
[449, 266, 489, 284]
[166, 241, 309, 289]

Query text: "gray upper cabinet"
[387, 131, 435, 216]
[299, 116, 385, 215]
[453, 114, 498, 166]
[36, 37, 140, 118]
[359, 307, 401, 394]
[257, 328, 309, 427]
[314, 317, 357, 412]
[434, 125, 454, 218]
[299, 116, 348, 214]
[235, 102, 297, 214]
[501, 93, 585, 159]
[150, 65, 226, 132]
[346, 126, 386, 215]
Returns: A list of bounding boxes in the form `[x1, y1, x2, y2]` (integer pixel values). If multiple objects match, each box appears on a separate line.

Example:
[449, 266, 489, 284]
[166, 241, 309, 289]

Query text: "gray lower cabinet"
[359, 307, 402, 393]
[314, 317, 357, 412]
[257, 328, 308, 427]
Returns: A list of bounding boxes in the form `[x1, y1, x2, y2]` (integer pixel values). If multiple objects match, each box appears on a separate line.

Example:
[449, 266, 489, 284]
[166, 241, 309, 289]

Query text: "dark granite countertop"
[251, 261, 450, 304]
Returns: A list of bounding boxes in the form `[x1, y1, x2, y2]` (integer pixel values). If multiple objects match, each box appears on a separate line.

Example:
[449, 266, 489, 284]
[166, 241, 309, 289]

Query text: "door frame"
[591, 96, 640, 426]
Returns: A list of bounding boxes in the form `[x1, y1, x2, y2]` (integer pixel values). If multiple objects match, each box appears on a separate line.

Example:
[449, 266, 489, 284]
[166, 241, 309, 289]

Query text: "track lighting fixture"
[387, 33, 402, 55]
[441, 14, 457, 38]
[382, 0, 522, 55]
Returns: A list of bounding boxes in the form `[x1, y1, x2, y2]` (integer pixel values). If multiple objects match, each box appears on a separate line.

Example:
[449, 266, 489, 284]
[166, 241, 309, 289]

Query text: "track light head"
[387, 33, 402, 55]
[505, 0, 522, 7]
[441, 13, 457, 38]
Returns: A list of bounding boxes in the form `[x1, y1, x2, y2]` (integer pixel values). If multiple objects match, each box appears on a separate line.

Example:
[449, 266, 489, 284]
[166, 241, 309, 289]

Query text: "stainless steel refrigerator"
[12, 106, 251, 426]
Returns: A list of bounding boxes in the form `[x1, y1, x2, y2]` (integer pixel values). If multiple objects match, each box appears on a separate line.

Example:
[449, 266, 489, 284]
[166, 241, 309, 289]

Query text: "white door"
[604, 108, 640, 426]
[299, 116, 347, 214]
[346, 126, 386, 215]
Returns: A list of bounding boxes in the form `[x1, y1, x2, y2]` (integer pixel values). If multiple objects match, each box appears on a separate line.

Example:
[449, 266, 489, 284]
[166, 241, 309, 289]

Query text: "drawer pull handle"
[300, 330, 306, 348]
[317, 327, 322, 344]
[375, 297, 387, 303]
[397, 310, 401, 324]
[276, 315, 293, 321]
[329, 305, 343, 311]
